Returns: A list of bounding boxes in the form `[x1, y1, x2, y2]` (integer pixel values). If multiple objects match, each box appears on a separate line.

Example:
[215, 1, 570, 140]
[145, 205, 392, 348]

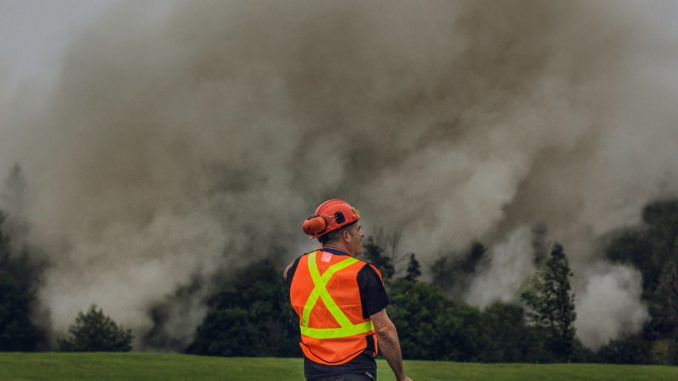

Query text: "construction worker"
[284, 199, 412, 381]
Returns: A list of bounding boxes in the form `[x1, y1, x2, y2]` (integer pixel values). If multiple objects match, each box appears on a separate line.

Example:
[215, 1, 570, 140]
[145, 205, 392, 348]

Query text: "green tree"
[601, 198, 678, 364]
[387, 278, 449, 359]
[606, 199, 678, 349]
[646, 260, 678, 364]
[387, 278, 484, 361]
[607, 199, 678, 298]
[189, 258, 298, 357]
[596, 334, 654, 364]
[652, 261, 678, 339]
[405, 253, 421, 282]
[0, 212, 46, 351]
[0, 271, 44, 351]
[477, 302, 538, 362]
[58, 304, 133, 352]
[521, 243, 576, 360]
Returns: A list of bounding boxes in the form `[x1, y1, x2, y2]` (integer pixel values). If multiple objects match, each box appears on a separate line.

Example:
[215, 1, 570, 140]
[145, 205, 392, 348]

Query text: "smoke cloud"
[2, 0, 677, 348]
[464, 227, 536, 308]
[576, 264, 649, 349]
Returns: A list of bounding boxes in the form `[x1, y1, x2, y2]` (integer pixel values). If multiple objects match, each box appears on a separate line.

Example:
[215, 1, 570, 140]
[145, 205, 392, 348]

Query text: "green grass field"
[0, 353, 676, 381]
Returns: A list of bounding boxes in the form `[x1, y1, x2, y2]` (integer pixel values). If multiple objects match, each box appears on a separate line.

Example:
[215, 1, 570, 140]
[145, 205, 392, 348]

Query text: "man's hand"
[370, 309, 411, 381]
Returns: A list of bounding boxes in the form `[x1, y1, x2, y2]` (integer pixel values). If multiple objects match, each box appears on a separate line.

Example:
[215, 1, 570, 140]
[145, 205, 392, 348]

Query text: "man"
[284, 199, 412, 381]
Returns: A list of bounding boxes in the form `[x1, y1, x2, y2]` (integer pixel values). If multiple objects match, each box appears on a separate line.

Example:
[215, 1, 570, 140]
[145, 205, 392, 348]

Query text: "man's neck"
[322, 244, 354, 257]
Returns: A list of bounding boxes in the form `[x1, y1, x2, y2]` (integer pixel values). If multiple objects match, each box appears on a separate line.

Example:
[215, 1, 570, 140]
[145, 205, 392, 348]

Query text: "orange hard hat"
[302, 199, 360, 238]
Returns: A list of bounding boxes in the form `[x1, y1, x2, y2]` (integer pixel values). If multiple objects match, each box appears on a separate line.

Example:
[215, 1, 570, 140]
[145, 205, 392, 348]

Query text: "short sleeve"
[285, 256, 302, 288]
[357, 264, 390, 319]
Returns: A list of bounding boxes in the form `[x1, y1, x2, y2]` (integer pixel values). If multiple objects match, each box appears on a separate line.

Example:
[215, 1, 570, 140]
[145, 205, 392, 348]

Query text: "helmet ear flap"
[303, 215, 327, 236]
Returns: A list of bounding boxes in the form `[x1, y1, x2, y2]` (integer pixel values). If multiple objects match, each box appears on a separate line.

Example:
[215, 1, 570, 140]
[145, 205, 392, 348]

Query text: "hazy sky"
[0, 0, 116, 86]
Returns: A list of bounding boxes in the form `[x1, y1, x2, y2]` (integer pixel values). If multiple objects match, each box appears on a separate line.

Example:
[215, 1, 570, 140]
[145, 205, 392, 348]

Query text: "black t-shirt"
[286, 247, 390, 380]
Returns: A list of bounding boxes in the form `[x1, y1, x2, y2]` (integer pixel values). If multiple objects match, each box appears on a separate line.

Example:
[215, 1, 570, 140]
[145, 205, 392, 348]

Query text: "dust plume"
[2, 0, 678, 349]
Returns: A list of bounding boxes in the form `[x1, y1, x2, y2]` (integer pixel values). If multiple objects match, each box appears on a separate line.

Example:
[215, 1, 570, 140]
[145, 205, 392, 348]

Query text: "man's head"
[318, 221, 364, 257]
[302, 199, 364, 256]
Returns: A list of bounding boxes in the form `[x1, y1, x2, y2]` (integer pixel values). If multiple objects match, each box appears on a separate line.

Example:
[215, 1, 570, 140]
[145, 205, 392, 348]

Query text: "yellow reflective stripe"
[300, 321, 374, 339]
[300, 251, 373, 340]
[308, 253, 358, 328]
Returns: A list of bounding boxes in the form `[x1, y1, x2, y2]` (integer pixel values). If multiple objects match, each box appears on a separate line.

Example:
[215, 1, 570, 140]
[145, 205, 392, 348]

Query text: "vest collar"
[319, 247, 349, 256]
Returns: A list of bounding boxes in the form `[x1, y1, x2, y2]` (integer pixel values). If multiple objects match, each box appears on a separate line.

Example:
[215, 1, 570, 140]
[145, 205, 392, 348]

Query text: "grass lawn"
[0, 353, 676, 381]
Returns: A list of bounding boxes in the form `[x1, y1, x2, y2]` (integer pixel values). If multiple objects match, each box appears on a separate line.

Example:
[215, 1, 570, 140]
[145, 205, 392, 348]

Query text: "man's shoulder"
[357, 260, 382, 275]
[343, 257, 381, 279]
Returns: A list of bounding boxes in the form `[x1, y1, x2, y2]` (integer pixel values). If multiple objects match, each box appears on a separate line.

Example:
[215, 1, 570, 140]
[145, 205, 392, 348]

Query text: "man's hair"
[318, 221, 357, 244]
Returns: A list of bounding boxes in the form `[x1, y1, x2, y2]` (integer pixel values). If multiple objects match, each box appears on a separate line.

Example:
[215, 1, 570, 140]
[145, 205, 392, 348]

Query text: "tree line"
[1, 199, 678, 364]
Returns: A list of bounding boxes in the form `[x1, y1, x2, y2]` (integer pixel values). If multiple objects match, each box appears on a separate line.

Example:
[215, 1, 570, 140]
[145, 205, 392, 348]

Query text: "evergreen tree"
[405, 253, 421, 281]
[0, 212, 46, 351]
[58, 305, 133, 352]
[521, 242, 576, 360]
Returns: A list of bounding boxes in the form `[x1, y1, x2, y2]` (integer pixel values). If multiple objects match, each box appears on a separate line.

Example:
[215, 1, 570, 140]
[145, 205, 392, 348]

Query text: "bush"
[388, 278, 484, 361]
[58, 305, 133, 352]
[596, 334, 654, 364]
[0, 271, 45, 351]
[188, 259, 299, 357]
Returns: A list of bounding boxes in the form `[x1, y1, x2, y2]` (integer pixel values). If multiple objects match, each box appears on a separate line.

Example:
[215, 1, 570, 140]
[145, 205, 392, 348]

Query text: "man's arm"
[283, 261, 294, 282]
[370, 309, 412, 381]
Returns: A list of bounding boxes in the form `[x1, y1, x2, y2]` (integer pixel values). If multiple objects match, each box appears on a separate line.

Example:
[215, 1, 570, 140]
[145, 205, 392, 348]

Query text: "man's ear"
[342, 229, 351, 242]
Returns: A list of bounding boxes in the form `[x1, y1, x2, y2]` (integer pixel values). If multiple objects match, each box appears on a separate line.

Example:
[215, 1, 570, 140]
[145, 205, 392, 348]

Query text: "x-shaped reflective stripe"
[301, 251, 359, 328]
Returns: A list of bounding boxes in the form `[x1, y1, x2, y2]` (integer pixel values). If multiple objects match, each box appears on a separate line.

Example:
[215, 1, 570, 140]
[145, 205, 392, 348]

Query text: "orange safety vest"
[289, 250, 380, 365]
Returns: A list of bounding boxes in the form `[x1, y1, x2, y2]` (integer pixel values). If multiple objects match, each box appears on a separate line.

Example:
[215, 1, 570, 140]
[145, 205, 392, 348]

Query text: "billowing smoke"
[576, 264, 649, 348]
[465, 227, 536, 308]
[1, 0, 678, 349]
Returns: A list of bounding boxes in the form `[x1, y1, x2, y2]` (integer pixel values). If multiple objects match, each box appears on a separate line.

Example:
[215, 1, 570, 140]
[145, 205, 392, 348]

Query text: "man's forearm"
[377, 326, 406, 380]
